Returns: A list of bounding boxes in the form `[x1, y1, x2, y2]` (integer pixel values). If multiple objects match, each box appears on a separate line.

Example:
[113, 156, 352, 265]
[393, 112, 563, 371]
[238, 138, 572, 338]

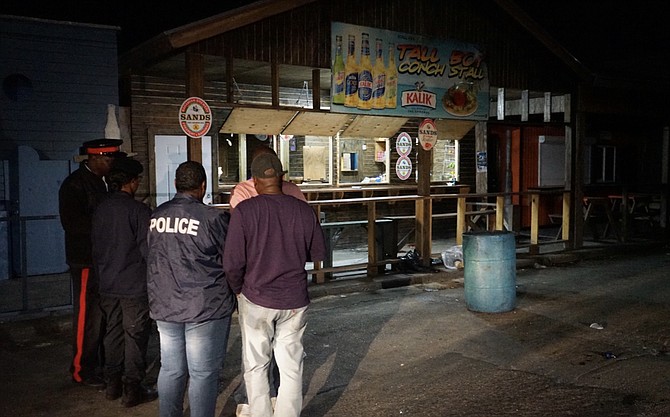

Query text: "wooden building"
[118, 0, 669, 255]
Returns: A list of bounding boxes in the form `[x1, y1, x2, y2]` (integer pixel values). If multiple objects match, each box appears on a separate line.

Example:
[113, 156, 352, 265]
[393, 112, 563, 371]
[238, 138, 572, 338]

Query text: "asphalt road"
[2, 244, 670, 416]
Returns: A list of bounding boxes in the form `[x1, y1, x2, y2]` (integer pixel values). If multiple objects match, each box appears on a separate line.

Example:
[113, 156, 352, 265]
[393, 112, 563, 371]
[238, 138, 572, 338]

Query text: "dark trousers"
[70, 266, 105, 381]
[99, 295, 151, 384]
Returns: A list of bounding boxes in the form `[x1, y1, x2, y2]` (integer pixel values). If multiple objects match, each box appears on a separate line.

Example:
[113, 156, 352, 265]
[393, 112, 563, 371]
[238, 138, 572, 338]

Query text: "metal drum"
[463, 231, 516, 313]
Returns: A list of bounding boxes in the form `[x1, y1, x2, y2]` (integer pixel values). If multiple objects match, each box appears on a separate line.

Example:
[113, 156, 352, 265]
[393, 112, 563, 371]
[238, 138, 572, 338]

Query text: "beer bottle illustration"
[332, 35, 345, 105]
[372, 38, 386, 110]
[344, 34, 358, 108]
[357, 33, 373, 110]
[385, 43, 398, 109]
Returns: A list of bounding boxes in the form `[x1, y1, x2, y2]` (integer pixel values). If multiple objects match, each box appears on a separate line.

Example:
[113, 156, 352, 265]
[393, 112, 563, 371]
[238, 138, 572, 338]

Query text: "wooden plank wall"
[192, 0, 575, 94]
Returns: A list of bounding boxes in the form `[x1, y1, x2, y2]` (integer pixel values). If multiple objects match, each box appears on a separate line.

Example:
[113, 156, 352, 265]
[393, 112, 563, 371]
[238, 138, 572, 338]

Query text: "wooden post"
[573, 86, 587, 248]
[312, 69, 320, 110]
[497, 87, 505, 120]
[313, 203, 325, 283]
[186, 51, 204, 163]
[416, 145, 432, 265]
[561, 191, 570, 241]
[271, 61, 279, 108]
[226, 46, 234, 103]
[496, 195, 505, 230]
[456, 192, 467, 245]
[475, 122, 487, 194]
[520, 90, 529, 122]
[563, 103, 574, 248]
[530, 192, 539, 254]
[367, 201, 378, 276]
[543, 92, 552, 123]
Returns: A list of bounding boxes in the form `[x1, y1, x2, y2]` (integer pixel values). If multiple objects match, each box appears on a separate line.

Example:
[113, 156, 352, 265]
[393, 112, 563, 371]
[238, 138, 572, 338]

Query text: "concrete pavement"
[1, 240, 670, 416]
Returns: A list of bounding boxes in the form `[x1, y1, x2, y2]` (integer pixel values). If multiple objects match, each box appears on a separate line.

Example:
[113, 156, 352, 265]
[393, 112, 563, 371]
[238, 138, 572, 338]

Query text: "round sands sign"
[395, 155, 412, 180]
[395, 132, 412, 156]
[418, 118, 438, 151]
[179, 97, 212, 137]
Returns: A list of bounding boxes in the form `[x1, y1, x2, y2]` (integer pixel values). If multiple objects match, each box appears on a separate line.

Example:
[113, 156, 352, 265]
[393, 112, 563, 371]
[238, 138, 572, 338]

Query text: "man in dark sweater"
[224, 153, 326, 417]
[91, 157, 157, 407]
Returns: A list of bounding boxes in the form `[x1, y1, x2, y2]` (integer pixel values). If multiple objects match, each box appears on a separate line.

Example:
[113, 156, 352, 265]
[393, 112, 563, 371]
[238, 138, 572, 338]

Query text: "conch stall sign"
[330, 22, 489, 120]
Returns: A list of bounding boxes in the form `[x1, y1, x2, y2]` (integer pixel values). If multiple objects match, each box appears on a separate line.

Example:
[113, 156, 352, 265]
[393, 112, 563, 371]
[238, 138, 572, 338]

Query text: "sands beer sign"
[418, 119, 438, 150]
[331, 22, 489, 120]
[179, 97, 212, 138]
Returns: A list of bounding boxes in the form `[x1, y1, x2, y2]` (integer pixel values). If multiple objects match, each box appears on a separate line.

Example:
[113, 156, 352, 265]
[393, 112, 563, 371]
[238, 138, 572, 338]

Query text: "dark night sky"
[513, 0, 669, 78]
[2, 0, 668, 81]
[0, 0, 255, 53]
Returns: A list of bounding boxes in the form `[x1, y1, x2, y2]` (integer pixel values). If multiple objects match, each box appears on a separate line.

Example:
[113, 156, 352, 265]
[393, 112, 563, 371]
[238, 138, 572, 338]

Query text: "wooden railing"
[214, 187, 668, 283]
[305, 189, 573, 283]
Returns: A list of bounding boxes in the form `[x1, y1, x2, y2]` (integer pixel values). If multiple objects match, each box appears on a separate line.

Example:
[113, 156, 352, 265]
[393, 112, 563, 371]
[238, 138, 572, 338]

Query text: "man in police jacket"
[147, 161, 235, 417]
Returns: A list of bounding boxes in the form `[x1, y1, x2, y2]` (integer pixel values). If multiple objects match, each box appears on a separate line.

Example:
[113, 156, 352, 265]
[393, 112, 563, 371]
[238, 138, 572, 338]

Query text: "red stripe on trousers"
[71, 268, 89, 382]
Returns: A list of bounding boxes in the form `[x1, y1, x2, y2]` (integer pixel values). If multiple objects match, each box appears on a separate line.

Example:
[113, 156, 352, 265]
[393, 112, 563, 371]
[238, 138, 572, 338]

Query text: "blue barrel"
[463, 231, 516, 313]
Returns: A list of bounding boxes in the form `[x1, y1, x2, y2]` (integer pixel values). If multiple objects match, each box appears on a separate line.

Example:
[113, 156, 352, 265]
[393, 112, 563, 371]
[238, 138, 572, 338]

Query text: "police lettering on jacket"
[149, 217, 199, 236]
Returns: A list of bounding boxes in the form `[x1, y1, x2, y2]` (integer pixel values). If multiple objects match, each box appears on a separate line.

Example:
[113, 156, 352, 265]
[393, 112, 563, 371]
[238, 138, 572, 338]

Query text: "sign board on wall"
[330, 22, 489, 120]
[179, 97, 212, 138]
[418, 119, 438, 150]
[476, 151, 487, 173]
[395, 132, 412, 155]
[396, 156, 412, 180]
[395, 131, 413, 180]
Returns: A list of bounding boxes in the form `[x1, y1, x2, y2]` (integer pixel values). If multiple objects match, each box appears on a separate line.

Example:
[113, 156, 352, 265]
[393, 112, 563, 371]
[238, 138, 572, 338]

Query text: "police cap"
[80, 139, 124, 156]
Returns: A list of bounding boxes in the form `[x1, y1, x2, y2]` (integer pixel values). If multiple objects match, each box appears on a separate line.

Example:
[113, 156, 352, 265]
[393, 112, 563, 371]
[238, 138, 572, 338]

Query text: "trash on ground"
[441, 245, 463, 270]
[397, 249, 435, 273]
[589, 322, 604, 330]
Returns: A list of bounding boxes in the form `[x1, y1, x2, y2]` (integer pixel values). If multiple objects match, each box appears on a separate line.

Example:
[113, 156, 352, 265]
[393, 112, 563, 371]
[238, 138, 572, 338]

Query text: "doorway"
[153, 135, 213, 206]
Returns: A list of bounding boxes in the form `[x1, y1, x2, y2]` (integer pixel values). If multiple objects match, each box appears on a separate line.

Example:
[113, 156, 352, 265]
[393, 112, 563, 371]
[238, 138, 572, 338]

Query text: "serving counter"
[298, 183, 469, 201]
[216, 183, 469, 204]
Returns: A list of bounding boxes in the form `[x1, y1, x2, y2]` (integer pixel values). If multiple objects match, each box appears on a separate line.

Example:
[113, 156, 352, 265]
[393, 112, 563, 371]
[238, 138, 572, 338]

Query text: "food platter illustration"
[442, 82, 478, 116]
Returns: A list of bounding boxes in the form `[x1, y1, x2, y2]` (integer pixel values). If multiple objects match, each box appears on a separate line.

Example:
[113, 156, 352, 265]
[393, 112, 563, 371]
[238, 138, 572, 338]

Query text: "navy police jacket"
[147, 192, 235, 323]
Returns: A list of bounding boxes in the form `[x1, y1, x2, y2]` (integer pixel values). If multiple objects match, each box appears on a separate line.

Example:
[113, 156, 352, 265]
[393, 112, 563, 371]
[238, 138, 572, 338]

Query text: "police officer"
[147, 161, 236, 417]
[91, 157, 157, 406]
[59, 138, 125, 388]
